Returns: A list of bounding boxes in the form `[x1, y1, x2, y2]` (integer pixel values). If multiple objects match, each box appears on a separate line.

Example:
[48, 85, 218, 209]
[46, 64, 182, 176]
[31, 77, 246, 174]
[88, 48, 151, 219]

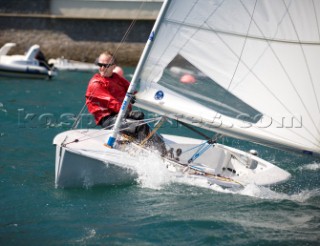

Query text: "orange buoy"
[113, 66, 124, 77]
[180, 74, 196, 84]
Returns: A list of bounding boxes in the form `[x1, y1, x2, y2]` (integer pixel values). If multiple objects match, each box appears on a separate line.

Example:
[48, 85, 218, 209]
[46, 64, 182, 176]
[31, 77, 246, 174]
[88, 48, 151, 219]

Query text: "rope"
[140, 116, 166, 146]
[71, 103, 88, 129]
[113, 1, 146, 59]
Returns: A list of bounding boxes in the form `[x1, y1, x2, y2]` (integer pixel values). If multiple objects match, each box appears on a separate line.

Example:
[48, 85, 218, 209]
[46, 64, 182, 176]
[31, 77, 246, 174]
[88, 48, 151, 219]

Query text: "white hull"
[53, 129, 291, 189]
[0, 43, 57, 79]
[48, 58, 98, 72]
[55, 147, 138, 187]
[0, 63, 56, 79]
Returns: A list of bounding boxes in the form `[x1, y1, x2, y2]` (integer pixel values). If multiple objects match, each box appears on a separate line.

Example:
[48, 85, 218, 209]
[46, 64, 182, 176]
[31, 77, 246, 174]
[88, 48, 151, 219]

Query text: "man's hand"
[131, 95, 136, 104]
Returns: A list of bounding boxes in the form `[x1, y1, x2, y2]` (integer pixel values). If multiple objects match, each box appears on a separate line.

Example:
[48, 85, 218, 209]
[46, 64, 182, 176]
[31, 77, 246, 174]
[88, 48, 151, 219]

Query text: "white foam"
[298, 162, 320, 171]
[133, 151, 175, 190]
[125, 148, 320, 202]
[237, 184, 320, 203]
[75, 228, 96, 243]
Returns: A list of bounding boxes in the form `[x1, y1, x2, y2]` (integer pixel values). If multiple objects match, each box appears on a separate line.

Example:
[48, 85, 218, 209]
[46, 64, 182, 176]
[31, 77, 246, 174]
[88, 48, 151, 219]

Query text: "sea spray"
[133, 150, 175, 190]
[298, 162, 320, 171]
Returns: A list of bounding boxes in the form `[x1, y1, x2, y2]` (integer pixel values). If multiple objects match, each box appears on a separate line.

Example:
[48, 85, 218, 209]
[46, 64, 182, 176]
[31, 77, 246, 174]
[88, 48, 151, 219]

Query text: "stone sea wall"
[0, 0, 156, 66]
[0, 28, 146, 66]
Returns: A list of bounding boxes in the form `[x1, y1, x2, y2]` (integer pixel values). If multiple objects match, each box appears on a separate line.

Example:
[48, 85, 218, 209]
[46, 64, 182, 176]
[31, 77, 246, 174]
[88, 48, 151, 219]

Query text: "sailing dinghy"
[54, 0, 320, 188]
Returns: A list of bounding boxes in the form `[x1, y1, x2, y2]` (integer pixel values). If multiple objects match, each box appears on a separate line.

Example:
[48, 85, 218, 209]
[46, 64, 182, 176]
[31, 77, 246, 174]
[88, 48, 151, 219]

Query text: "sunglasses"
[96, 62, 115, 68]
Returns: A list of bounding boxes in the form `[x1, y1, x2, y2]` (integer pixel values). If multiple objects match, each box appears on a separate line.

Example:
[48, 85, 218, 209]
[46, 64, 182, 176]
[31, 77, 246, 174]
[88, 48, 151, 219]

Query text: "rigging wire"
[113, 1, 146, 60]
[63, 116, 163, 146]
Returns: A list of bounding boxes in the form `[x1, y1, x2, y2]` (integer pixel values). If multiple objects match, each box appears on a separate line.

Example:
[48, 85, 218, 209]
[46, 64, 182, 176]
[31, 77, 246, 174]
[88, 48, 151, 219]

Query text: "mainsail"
[133, 0, 320, 157]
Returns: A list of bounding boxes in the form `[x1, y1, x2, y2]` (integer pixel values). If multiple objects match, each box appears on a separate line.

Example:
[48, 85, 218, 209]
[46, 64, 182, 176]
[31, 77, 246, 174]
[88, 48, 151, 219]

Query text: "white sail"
[136, 0, 320, 156]
[53, 0, 293, 188]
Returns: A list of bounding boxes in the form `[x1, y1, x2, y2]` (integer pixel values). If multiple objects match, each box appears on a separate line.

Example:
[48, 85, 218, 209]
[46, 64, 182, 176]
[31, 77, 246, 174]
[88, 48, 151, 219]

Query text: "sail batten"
[136, 0, 320, 157]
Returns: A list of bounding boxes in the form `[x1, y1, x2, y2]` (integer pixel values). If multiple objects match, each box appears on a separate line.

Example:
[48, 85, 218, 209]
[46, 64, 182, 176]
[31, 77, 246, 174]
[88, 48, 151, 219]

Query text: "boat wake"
[237, 184, 320, 203]
[75, 228, 96, 244]
[133, 151, 176, 190]
[132, 153, 319, 203]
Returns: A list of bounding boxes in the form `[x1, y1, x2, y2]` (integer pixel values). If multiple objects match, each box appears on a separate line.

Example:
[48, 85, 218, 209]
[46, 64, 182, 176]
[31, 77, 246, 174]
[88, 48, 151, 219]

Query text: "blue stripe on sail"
[149, 31, 155, 41]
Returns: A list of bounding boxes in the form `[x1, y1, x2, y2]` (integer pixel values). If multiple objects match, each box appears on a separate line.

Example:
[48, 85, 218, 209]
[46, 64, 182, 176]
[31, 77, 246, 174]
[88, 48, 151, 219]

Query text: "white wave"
[298, 162, 320, 171]
[75, 228, 96, 243]
[132, 149, 233, 192]
[0, 102, 7, 114]
[289, 189, 320, 202]
[237, 184, 320, 203]
[135, 159, 320, 202]
[134, 151, 175, 190]
[132, 148, 243, 193]
[128, 148, 320, 203]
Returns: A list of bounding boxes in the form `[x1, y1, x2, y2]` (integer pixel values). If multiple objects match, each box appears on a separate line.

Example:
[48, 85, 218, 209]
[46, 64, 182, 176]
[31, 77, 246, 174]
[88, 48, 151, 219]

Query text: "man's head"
[97, 51, 116, 77]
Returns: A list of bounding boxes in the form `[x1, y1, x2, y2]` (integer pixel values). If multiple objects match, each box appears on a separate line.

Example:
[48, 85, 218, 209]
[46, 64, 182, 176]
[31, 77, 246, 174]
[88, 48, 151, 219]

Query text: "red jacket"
[86, 73, 130, 125]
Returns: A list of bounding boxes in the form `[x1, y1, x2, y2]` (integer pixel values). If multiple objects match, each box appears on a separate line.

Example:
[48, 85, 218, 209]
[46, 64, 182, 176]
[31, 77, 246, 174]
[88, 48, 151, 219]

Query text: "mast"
[105, 0, 171, 148]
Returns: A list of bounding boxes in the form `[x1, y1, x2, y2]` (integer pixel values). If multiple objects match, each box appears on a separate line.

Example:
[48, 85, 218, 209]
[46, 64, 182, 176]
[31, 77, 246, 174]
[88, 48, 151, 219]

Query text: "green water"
[0, 70, 319, 245]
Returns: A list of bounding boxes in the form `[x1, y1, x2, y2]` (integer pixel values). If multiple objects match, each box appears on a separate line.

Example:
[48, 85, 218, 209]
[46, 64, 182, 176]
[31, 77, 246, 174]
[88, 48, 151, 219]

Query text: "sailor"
[85, 51, 166, 154]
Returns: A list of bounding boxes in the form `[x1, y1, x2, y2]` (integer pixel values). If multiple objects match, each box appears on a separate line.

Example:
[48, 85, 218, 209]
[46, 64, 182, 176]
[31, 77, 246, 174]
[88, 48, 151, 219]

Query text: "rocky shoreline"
[0, 30, 145, 66]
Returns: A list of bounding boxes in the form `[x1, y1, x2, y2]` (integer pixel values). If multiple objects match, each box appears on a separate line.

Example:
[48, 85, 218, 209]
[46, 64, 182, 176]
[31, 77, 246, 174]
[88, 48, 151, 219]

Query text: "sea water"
[0, 70, 319, 245]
